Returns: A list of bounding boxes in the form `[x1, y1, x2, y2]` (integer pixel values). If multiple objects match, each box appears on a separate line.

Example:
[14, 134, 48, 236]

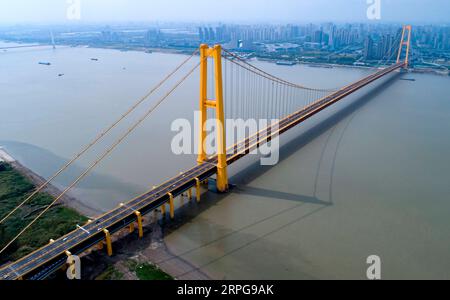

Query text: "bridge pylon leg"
[135, 211, 144, 238]
[198, 44, 208, 165]
[188, 188, 192, 200]
[103, 229, 113, 257]
[197, 44, 229, 193]
[396, 25, 412, 68]
[195, 178, 201, 202]
[212, 45, 229, 192]
[168, 193, 175, 219]
[128, 219, 135, 233]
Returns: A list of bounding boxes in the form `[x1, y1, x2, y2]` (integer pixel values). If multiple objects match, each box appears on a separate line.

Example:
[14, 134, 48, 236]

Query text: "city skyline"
[2, 21, 448, 74]
[0, 0, 449, 24]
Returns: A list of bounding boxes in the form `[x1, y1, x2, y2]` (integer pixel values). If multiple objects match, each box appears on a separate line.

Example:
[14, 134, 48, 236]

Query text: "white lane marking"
[119, 203, 136, 213]
[76, 225, 90, 235]
[8, 266, 20, 278]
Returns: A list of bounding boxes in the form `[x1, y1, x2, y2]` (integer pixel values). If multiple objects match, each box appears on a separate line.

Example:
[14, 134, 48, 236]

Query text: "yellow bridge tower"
[197, 44, 229, 192]
[397, 25, 412, 67]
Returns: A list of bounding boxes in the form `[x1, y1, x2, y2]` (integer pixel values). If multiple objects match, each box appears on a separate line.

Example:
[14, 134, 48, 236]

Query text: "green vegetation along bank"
[0, 162, 87, 264]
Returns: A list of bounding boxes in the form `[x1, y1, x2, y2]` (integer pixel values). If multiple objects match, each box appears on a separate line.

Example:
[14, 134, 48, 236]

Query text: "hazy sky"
[0, 0, 448, 24]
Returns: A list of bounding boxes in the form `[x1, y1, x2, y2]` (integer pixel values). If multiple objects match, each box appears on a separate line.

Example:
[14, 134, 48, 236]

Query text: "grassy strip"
[95, 265, 124, 280]
[0, 162, 87, 264]
[127, 260, 173, 280]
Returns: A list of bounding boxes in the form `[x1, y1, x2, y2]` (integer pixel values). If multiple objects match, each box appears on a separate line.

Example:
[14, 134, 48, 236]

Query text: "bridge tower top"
[397, 25, 412, 68]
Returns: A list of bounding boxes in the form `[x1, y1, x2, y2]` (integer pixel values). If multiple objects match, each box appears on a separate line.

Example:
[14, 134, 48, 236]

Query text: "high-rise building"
[215, 25, 225, 42]
[328, 25, 336, 49]
[314, 30, 323, 44]
[145, 29, 161, 44]
[364, 36, 374, 60]
[443, 32, 449, 50]
[208, 27, 215, 41]
[198, 27, 204, 41]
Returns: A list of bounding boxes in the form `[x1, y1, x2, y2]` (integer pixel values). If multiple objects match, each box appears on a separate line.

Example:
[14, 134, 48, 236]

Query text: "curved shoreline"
[11, 161, 103, 219]
[1, 146, 102, 218]
[1, 146, 211, 280]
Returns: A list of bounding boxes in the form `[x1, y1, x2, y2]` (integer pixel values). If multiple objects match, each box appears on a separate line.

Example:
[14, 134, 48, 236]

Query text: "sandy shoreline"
[9, 160, 104, 218]
[1, 146, 102, 218]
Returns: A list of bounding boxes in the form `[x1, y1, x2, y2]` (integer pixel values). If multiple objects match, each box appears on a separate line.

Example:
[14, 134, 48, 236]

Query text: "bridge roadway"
[0, 62, 405, 280]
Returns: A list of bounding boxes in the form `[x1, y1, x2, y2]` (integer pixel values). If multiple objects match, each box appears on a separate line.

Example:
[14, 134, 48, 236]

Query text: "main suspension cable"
[222, 48, 337, 92]
[0, 60, 201, 256]
[0, 49, 198, 225]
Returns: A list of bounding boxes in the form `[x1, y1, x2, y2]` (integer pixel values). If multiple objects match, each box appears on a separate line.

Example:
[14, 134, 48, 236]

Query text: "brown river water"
[1, 42, 450, 279]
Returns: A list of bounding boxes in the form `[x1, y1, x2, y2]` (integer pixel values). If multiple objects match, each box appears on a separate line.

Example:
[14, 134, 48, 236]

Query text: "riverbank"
[3, 39, 448, 77]
[9, 160, 103, 219]
[257, 57, 449, 76]
[93, 44, 450, 77]
[0, 146, 101, 218]
[0, 160, 88, 264]
[0, 147, 209, 280]
[83, 209, 212, 280]
[86, 44, 195, 56]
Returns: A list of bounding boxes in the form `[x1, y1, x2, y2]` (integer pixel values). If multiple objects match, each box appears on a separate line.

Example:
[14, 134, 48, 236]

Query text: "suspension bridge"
[0, 44, 53, 50]
[0, 26, 412, 280]
[0, 31, 56, 50]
